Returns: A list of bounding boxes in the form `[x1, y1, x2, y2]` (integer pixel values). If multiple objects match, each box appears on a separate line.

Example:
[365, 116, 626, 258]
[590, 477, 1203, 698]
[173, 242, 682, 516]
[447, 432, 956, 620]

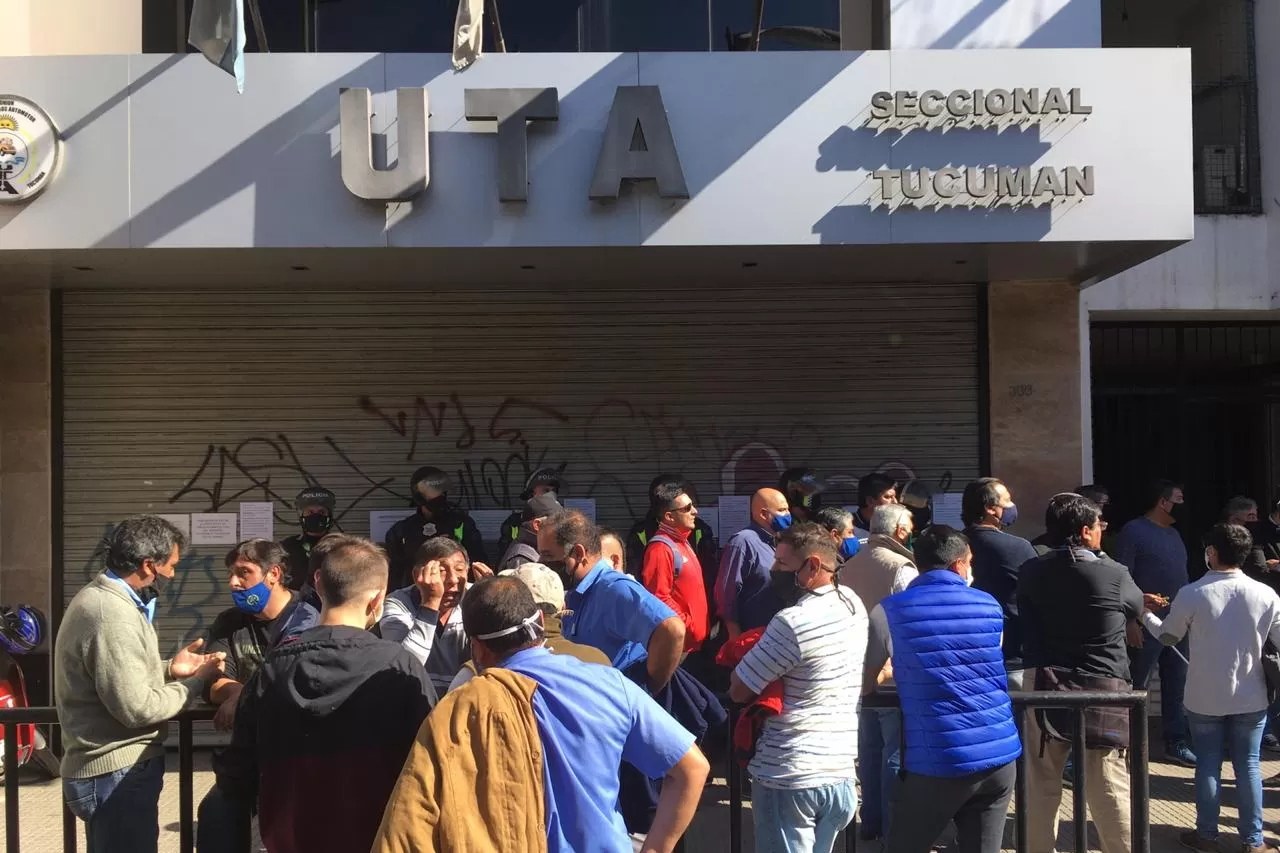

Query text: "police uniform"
[383, 504, 488, 589]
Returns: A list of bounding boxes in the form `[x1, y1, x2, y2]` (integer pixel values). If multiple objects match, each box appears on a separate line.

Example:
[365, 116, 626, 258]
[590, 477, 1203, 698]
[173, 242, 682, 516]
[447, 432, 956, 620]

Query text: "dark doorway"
[1091, 321, 1280, 556]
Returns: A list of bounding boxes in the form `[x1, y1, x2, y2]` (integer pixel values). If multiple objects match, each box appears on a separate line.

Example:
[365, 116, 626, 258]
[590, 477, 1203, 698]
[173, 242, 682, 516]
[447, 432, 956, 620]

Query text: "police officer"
[779, 467, 825, 524]
[280, 487, 336, 591]
[383, 466, 488, 589]
[497, 468, 562, 558]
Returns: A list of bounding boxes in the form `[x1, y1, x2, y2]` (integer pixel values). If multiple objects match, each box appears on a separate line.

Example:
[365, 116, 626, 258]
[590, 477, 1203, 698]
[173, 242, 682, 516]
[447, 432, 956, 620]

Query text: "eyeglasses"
[672, 503, 696, 514]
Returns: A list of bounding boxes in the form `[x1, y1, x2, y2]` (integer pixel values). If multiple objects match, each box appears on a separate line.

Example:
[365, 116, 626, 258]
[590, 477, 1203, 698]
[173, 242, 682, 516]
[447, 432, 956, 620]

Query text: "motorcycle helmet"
[0, 605, 47, 654]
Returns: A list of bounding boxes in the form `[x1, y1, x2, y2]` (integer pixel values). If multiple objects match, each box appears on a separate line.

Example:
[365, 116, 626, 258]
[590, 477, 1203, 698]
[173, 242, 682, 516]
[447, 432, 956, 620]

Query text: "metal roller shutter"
[61, 280, 981, 657]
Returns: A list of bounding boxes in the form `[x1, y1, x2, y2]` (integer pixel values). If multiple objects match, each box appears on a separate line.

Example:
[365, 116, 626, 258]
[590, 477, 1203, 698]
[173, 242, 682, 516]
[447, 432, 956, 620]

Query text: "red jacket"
[716, 628, 783, 769]
[640, 523, 709, 652]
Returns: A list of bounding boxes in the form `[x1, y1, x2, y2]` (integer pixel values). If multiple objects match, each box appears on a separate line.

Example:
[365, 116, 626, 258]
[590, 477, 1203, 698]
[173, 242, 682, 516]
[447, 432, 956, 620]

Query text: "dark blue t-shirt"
[1115, 515, 1189, 598]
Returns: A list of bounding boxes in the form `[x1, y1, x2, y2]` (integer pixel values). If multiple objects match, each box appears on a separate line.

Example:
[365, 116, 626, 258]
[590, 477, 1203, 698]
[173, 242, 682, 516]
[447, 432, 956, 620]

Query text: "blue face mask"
[1000, 503, 1020, 528]
[770, 512, 793, 534]
[839, 536, 861, 561]
[231, 581, 272, 615]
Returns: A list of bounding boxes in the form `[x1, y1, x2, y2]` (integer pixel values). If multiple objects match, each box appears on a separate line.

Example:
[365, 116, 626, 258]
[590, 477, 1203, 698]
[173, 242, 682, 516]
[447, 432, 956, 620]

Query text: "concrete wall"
[9, 0, 140, 56]
[990, 280, 1083, 537]
[889, 0, 1100, 49]
[0, 291, 51, 614]
[1079, 0, 1280, 481]
[0, 50, 1193, 251]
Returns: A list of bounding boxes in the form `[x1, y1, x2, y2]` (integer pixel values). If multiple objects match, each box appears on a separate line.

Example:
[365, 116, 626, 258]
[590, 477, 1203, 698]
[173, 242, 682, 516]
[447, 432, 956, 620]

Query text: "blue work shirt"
[563, 560, 675, 671]
[714, 524, 781, 631]
[103, 570, 156, 623]
[501, 646, 695, 853]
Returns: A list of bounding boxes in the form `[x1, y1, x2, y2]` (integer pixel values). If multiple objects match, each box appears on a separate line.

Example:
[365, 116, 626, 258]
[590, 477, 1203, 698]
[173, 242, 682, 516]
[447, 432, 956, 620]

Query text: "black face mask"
[301, 513, 332, 537]
[418, 494, 450, 517]
[543, 557, 575, 590]
[769, 569, 802, 608]
[1169, 502, 1188, 524]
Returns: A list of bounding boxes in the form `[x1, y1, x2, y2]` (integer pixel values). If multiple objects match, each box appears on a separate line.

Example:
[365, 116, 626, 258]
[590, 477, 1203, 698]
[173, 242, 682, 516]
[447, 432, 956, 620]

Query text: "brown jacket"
[839, 534, 918, 612]
[370, 668, 547, 853]
[545, 614, 611, 666]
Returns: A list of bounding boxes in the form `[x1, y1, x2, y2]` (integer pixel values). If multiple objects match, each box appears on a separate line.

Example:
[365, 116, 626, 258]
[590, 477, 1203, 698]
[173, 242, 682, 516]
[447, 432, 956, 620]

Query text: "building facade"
[0, 0, 1257, 665]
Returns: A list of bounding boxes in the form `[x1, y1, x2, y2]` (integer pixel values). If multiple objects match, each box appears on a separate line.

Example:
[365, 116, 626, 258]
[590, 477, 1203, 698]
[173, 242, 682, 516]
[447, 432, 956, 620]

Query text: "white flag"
[453, 0, 484, 70]
[188, 0, 247, 93]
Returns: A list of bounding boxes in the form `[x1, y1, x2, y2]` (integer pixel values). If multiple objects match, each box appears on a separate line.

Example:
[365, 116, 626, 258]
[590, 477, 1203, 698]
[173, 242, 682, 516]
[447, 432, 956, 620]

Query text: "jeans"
[753, 778, 858, 853]
[63, 755, 166, 853]
[196, 782, 253, 853]
[857, 707, 902, 839]
[1187, 709, 1267, 848]
[888, 761, 1016, 853]
[1130, 630, 1189, 746]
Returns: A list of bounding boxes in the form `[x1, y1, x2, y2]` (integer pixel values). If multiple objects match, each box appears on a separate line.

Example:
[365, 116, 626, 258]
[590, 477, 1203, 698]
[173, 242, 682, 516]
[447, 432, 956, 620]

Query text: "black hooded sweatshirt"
[217, 625, 434, 853]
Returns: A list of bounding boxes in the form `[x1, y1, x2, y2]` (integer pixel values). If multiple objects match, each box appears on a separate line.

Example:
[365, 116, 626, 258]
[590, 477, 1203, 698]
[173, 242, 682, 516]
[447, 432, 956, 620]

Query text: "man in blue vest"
[864, 525, 1022, 853]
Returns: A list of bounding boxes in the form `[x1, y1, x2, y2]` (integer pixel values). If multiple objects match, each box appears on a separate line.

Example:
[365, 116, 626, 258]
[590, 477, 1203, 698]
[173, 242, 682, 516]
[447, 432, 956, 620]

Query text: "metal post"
[727, 705, 741, 853]
[56, 726, 77, 853]
[485, 0, 507, 53]
[175, 0, 187, 53]
[749, 0, 764, 50]
[1014, 705, 1029, 853]
[301, 0, 315, 52]
[179, 717, 194, 853]
[1130, 699, 1150, 853]
[1071, 709, 1088, 853]
[5, 726, 19, 853]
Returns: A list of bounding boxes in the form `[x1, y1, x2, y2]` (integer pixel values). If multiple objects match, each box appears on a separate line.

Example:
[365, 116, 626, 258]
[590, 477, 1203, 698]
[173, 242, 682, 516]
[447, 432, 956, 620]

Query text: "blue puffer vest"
[881, 570, 1022, 778]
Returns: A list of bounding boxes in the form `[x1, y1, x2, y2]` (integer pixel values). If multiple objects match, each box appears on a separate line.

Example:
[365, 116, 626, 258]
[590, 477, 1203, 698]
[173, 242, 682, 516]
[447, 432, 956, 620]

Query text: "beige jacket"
[839, 534, 918, 613]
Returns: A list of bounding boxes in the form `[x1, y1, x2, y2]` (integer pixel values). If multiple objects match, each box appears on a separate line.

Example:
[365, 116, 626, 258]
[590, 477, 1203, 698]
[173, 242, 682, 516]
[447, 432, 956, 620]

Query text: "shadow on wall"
[77, 51, 857, 250]
[811, 124, 1056, 244]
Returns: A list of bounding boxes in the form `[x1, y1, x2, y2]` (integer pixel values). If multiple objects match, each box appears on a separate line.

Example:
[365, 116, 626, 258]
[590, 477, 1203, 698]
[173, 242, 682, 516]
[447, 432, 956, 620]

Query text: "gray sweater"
[54, 575, 204, 779]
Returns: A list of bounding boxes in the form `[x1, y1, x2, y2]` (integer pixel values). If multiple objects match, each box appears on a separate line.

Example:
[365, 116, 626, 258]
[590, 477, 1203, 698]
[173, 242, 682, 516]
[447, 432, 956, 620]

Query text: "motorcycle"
[0, 604, 59, 782]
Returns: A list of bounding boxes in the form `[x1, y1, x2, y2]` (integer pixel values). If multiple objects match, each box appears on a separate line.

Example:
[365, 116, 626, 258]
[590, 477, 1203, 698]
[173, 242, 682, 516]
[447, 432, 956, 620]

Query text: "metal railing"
[1, 706, 216, 853]
[727, 690, 1150, 853]
[6, 692, 1150, 853]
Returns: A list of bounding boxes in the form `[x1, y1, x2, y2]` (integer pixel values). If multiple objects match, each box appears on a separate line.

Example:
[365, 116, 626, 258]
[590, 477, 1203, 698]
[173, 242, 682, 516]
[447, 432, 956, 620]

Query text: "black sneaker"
[1263, 734, 1280, 754]
[1166, 741, 1198, 768]
[1179, 831, 1219, 853]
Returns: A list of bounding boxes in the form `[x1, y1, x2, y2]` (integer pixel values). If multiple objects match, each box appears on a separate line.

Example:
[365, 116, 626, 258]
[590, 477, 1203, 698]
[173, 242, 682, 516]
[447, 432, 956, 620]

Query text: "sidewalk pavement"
[4, 749, 1279, 852]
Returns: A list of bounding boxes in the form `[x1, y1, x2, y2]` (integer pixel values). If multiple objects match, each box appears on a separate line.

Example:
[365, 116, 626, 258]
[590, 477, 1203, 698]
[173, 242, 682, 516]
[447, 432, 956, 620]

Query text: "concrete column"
[987, 281, 1083, 539]
[12, 0, 141, 55]
[0, 291, 52, 614]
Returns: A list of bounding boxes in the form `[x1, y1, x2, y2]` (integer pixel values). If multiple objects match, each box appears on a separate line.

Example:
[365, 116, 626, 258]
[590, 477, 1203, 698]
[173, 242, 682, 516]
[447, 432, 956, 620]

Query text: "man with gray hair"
[838, 501, 917, 843]
[56, 515, 226, 853]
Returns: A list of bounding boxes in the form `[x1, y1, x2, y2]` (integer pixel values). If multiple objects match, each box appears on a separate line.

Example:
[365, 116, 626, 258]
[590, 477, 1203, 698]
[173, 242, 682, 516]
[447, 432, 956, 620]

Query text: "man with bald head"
[715, 487, 794, 639]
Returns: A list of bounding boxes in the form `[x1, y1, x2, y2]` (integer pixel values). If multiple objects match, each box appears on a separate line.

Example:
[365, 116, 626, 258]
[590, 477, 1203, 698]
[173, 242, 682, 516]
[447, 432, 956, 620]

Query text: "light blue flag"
[188, 0, 246, 93]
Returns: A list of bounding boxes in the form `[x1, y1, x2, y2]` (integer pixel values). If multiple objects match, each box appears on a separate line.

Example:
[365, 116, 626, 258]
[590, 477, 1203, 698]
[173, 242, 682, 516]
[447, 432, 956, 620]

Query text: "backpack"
[649, 534, 685, 579]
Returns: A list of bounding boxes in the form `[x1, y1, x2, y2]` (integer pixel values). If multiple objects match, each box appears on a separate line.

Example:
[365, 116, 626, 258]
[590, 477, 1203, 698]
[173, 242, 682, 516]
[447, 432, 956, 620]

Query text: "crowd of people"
[49, 465, 1280, 853]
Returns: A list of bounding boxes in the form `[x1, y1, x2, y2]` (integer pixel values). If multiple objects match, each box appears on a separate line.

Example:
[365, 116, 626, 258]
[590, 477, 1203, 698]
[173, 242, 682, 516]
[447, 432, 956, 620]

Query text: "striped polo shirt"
[734, 583, 868, 790]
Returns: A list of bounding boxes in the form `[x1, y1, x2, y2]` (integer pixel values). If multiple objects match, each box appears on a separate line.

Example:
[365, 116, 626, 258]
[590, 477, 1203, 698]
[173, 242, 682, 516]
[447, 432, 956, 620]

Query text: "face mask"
[838, 537, 861, 561]
[770, 512, 793, 534]
[232, 580, 272, 615]
[1204, 549, 1213, 572]
[1169, 502, 1187, 524]
[769, 569, 802, 607]
[1000, 503, 1019, 528]
[420, 495, 449, 516]
[151, 572, 171, 596]
[301, 513, 332, 537]
[544, 557, 575, 590]
[904, 533, 916, 551]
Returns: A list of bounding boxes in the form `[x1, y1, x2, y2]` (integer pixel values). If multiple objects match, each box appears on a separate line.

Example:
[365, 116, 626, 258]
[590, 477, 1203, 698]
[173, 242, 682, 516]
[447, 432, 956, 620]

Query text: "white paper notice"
[158, 514, 191, 541]
[563, 498, 597, 522]
[370, 510, 410, 545]
[238, 502, 275, 541]
[698, 506, 720, 540]
[718, 495, 751, 538]
[190, 513, 238, 546]
[931, 492, 965, 528]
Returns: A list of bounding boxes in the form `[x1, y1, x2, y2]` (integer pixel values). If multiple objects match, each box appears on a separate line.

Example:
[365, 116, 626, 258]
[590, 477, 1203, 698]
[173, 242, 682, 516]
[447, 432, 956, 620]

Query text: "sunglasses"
[671, 503, 696, 514]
